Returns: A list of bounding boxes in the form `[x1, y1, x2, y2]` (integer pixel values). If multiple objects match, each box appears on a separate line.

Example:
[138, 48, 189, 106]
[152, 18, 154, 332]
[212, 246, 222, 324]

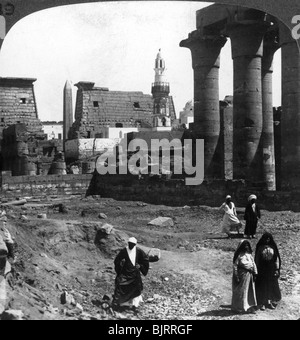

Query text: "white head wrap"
[226, 195, 231, 200]
[128, 237, 137, 245]
[248, 194, 257, 202]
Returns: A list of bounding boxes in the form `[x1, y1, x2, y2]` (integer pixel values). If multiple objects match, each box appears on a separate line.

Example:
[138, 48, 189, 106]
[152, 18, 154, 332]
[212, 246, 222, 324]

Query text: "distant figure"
[220, 195, 243, 238]
[113, 237, 149, 311]
[0, 227, 15, 313]
[255, 232, 282, 311]
[244, 195, 261, 239]
[231, 240, 257, 314]
[1, 223, 15, 263]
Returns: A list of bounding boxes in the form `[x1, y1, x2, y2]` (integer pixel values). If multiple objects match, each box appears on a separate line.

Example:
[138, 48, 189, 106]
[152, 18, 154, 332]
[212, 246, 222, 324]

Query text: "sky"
[0, 1, 282, 122]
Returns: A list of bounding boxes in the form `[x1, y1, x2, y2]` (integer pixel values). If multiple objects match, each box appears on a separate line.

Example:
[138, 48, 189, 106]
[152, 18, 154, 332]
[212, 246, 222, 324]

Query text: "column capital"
[180, 31, 227, 69]
[180, 30, 227, 49]
[263, 29, 280, 72]
[264, 29, 280, 54]
[226, 21, 271, 59]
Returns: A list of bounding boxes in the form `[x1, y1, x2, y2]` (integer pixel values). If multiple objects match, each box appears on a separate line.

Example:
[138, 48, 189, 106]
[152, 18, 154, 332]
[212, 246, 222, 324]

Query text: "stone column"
[227, 21, 269, 183]
[0, 28, 4, 164]
[180, 31, 227, 179]
[261, 30, 279, 191]
[281, 37, 300, 189]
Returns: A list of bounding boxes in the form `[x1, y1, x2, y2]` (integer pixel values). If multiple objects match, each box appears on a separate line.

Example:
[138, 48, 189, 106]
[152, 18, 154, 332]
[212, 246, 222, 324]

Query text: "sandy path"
[145, 247, 300, 320]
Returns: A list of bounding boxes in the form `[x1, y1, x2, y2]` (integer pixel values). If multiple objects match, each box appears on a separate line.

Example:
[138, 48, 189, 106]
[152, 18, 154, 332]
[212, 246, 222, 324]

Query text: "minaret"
[63, 80, 73, 143]
[151, 49, 171, 130]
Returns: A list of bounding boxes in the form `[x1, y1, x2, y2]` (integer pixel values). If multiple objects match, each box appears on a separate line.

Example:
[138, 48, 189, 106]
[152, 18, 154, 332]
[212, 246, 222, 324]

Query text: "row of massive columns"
[181, 15, 300, 191]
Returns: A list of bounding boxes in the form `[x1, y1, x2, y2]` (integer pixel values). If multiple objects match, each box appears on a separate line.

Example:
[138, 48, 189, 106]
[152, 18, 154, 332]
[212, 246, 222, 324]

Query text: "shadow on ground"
[197, 305, 238, 318]
[206, 234, 245, 240]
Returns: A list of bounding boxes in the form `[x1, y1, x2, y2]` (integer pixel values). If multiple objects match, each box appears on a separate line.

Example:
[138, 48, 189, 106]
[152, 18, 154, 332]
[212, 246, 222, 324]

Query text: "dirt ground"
[1, 195, 300, 320]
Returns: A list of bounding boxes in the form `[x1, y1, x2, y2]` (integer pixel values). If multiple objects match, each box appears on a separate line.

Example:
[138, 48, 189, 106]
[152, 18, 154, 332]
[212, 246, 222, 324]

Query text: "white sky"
[0, 1, 282, 122]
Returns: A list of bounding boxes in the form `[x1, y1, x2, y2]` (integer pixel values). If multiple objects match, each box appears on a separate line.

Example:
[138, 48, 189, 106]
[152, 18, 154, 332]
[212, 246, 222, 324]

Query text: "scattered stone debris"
[1, 310, 25, 321]
[58, 204, 69, 214]
[177, 240, 190, 249]
[99, 213, 108, 220]
[1, 199, 27, 207]
[55, 283, 62, 291]
[20, 215, 28, 221]
[137, 203, 148, 207]
[2, 198, 300, 320]
[94, 224, 128, 256]
[0, 217, 7, 223]
[148, 217, 174, 228]
[75, 303, 84, 312]
[60, 291, 76, 306]
[148, 248, 161, 262]
[98, 224, 114, 235]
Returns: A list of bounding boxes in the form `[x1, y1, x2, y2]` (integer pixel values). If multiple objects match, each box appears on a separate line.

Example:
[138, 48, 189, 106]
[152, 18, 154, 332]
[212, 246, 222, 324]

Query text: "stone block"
[60, 291, 76, 306]
[98, 223, 114, 235]
[148, 248, 161, 262]
[148, 217, 174, 228]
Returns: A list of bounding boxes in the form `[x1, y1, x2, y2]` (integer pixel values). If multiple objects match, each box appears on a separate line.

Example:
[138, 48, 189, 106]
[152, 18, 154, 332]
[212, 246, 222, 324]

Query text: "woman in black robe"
[113, 237, 149, 310]
[255, 232, 282, 310]
[244, 194, 261, 239]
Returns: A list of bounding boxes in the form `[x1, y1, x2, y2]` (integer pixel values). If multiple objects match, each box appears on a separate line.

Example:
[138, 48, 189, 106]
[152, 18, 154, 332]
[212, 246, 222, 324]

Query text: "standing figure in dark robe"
[244, 194, 261, 239]
[255, 232, 282, 311]
[113, 237, 149, 310]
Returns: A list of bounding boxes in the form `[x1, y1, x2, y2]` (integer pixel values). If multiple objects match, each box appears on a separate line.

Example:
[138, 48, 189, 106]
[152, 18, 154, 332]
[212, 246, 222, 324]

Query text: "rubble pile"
[0, 197, 300, 320]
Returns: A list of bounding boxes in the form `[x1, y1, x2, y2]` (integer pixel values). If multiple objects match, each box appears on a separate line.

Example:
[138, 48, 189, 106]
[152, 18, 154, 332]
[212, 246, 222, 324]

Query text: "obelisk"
[63, 80, 73, 144]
